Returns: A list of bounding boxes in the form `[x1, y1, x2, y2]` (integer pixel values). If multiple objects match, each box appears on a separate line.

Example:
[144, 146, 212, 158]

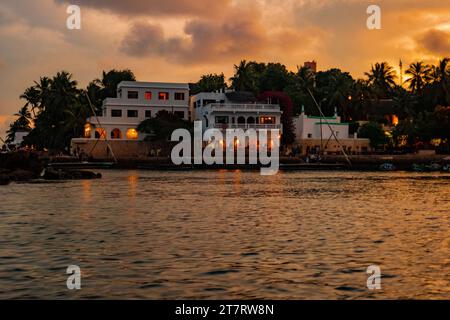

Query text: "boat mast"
[307, 88, 352, 167]
[85, 92, 118, 164]
[0, 136, 11, 152]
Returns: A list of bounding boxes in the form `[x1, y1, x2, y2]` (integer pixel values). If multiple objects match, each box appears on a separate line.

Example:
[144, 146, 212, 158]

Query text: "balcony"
[208, 103, 280, 112]
[213, 124, 282, 130]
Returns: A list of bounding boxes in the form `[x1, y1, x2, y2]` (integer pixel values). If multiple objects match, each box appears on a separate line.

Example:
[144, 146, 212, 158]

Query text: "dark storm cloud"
[418, 29, 450, 56]
[120, 13, 268, 64]
[55, 0, 231, 17]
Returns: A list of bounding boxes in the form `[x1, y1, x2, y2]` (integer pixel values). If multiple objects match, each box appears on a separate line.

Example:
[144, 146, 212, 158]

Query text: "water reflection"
[0, 170, 449, 299]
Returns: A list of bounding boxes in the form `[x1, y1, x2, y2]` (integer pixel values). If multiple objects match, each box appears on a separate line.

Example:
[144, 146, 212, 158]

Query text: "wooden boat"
[47, 161, 114, 170]
[379, 163, 396, 171]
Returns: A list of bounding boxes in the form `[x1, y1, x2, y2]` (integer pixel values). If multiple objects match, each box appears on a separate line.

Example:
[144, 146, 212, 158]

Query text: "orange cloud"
[417, 29, 450, 56]
[55, 0, 231, 17]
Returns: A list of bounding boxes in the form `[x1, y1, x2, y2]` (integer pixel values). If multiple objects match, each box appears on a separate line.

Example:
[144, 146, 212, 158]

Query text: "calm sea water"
[0, 170, 449, 299]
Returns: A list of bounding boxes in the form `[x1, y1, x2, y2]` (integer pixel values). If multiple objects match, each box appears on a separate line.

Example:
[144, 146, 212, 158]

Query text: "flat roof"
[118, 81, 190, 90]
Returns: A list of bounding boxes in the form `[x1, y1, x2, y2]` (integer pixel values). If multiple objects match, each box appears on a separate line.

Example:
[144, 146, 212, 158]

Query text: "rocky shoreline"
[0, 151, 102, 186]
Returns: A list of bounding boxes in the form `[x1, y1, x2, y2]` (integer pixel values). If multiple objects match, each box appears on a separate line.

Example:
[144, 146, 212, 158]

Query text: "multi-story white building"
[83, 81, 190, 141]
[190, 91, 283, 133]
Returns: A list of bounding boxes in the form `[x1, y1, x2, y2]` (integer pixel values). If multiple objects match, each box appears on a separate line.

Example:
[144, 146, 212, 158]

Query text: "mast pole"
[85, 92, 118, 164]
[307, 88, 352, 167]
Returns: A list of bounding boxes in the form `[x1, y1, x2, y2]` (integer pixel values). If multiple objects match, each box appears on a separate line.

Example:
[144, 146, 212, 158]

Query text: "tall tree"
[87, 69, 136, 113]
[190, 73, 227, 94]
[365, 62, 397, 98]
[405, 61, 432, 94]
[230, 60, 258, 92]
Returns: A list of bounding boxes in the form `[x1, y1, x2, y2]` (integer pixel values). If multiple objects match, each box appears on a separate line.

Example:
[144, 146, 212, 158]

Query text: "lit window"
[95, 128, 106, 139]
[260, 116, 275, 124]
[84, 124, 91, 138]
[159, 92, 169, 100]
[111, 128, 122, 139]
[126, 128, 139, 140]
[144, 92, 152, 100]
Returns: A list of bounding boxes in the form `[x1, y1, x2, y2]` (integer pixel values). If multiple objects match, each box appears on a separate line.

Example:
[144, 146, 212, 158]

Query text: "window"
[174, 92, 185, 100]
[128, 91, 139, 99]
[111, 129, 122, 139]
[174, 111, 185, 119]
[260, 116, 275, 124]
[127, 110, 138, 118]
[215, 116, 228, 124]
[145, 110, 152, 118]
[308, 133, 312, 138]
[95, 128, 106, 139]
[158, 92, 169, 100]
[111, 109, 122, 117]
[144, 92, 152, 100]
[126, 128, 139, 140]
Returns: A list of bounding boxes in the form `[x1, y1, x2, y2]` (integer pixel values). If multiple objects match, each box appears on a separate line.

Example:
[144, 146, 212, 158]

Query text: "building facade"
[293, 107, 371, 155]
[190, 91, 283, 133]
[82, 81, 190, 141]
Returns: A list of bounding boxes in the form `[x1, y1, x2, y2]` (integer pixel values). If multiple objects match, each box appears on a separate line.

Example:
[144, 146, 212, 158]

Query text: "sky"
[0, 0, 449, 138]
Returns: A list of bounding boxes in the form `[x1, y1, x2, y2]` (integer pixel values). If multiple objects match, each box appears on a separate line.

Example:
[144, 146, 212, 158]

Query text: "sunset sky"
[1, 0, 449, 137]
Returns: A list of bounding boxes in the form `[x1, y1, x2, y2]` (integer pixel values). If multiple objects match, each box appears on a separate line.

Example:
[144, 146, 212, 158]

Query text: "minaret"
[399, 59, 403, 87]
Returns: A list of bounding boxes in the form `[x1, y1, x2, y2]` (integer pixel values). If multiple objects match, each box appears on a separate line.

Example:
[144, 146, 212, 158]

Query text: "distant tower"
[304, 61, 317, 73]
[399, 59, 403, 87]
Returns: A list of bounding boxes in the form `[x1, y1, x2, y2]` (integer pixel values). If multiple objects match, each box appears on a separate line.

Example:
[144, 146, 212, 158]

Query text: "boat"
[379, 163, 396, 171]
[47, 161, 114, 170]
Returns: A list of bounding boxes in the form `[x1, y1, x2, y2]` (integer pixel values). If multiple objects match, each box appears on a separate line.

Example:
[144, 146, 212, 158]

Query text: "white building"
[10, 130, 29, 146]
[83, 81, 190, 141]
[294, 107, 350, 141]
[293, 106, 370, 155]
[190, 91, 282, 133]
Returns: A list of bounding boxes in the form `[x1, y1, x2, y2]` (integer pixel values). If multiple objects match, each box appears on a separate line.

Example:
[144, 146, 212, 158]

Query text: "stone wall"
[71, 139, 176, 161]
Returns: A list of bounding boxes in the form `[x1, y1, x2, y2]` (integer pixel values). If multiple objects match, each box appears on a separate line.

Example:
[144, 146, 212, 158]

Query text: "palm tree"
[405, 61, 432, 94]
[392, 87, 417, 118]
[365, 62, 397, 98]
[430, 58, 450, 104]
[14, 106, 32, 129]
[33, 76, 51, 110]
[326, 72, 354, 120]
[5, 106, 32, 144]
[295, 65, 315, 93]
[20, 86, 40, 118]
[230, 60, 257, 92]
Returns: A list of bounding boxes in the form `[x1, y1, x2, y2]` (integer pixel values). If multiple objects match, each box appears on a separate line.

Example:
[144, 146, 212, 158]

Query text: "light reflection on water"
[0, 170, 449, 299]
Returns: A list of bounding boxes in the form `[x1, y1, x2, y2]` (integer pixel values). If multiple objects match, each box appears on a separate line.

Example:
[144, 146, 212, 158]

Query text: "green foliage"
[87, 69, 136, 113]
[358, 122, 388, 148]
[137, 110, 193, 142]
[191, 74, 227, 95]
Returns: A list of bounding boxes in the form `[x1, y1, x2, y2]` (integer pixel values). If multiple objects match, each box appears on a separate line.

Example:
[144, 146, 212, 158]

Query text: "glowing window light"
[126, 128, 139, 140]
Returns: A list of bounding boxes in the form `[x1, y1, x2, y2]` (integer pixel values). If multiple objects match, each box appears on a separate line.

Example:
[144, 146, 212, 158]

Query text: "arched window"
[95, 128, 106, 139]
[247, 116, 255, 124]
[126, 128, 139, 140]
[237, 116, 246, 124]
[111, 128, 122, 139]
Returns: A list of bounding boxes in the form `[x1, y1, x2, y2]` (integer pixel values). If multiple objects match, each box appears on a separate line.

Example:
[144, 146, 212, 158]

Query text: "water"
[0, 170, 449, 299]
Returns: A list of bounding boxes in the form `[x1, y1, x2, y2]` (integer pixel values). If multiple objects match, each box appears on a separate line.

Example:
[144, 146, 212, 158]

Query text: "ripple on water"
[0, 170, 449, 299]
